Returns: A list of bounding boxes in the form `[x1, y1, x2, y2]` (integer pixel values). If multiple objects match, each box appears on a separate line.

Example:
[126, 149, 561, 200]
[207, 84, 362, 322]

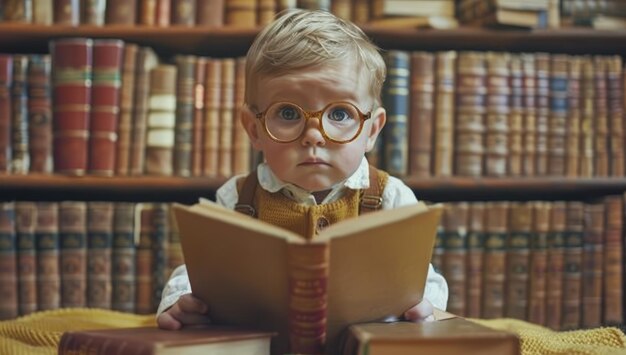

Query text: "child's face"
[242, 63, 386, 192]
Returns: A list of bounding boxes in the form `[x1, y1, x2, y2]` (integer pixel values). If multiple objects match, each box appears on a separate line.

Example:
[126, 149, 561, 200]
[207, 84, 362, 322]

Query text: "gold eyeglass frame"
[254, 101, 372, 144]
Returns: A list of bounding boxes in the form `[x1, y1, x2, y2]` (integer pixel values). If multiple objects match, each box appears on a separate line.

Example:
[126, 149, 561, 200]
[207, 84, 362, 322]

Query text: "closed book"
[202, 58, 222, 177]
[561, 201, 584, 330]
[535, 53, 550, 175]
[0, 202, 18, 320]
[218, 58, 234, 178]
[433, 51, 456, 176]
[382, 50, 410, 177]
[11, 55, 30, 174]
[607, 56, 623, 176]
[15, 202, 37, 316]
[58, 326, 275, 355]
[35, 202, 60, 311]
[173, 55, 196, 177]
[174, 200, 442, 354]
[521, 53, 537, 176]
[441, 202, 468, 316]
[135, 203, 154, 314]
[105, 0, 137, 25]
[528, 201, 551, 326]
[111, 202, 137, 313]
[225, 0, 257, 27]
[602, 195, 622, 325]
[232, 57, 249, 176]
[484, 52, 509, 177]
[341, 318, 519, 355]
[3, 0, 32, 22]
[145, 64, 177, 176]
[505, 202, 532, 321]
[88, 39, 124, 176]
[51, 38, 93, 176]
[481, 202, 508, 319]
[115, 43, 138, 176]
[54, 0, 80, 25]
[508, 54, 523, 176]
[466, 202, 485, 318]
[87, 202, 114, 309]
[138, 0, 157, 25]
[171, 0, 196, 25]
[32, 0, 53, 24]
[408, 51, 434, 178]
[167, 205, 184, 276]
[191, 57, 206, 177]
[546, 201, 566, 329]
[581, 201, 604, 328]
[565, 55, 582, 177]
[382, 0, 455, 17]
[59, 201, 87, 308]
[150, 203, 170, 312]
[593, 56, 609, 177]
[547, 54, 568, 176]
[27, 55, 53, 173]
[0, 55, 12, 173]
[579, 56, 594, 178]
[197, 0, 224, 26]
[155, 0, 171, 26]
[81, 0, 105, 25]
[257, 0, 275, 25]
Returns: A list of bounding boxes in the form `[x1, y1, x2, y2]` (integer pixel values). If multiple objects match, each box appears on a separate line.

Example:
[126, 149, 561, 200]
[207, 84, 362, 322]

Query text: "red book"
[0, 55, 12, 173]
[51, 38, 93, 176]
[88, 39, 124, 176]
[27, 55, 53, 173]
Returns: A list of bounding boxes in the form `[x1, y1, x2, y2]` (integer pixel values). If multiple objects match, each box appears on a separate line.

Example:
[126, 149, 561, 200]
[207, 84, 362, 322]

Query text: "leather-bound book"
[81, 0, 105, 25]
[547, 54, 568, 176]
[135, 203, 154, 314]
[565, 55, 582, 177]
[167, 205, 184, 276]
[581, 201, 604, 328]
[218, 58, 235, 178]
[129, 46, 158, 175]
[171, 0, 195, 25]
[505, 202, 532, 321]
[0, 55, 12, 173]
[138, 0, 157, 25]
[32, 0, 53, 24]
[87, 201, 114, 310]
[105, 0, 136, 24]
[59, 201, 87, 308]
[484, 52, 509, 177]
[579, 56, 594, 177]
[607, 56, 623, 176]
[431, 213, 444, 275]
[155, 0, 171, 26]
[352, 0, 369, 23]
[382, 50, 410, 176]
[35, 202, 60, 311]
[197, 0, 225, 26]
[88, 39, 124, 176]
[508, 54, 523, 176]
[534, 53, 550, 176]
[225, 0, 257, 27]
[593, 56, 609, 177]
[561, 201, 584, 330]
[191, 57, 206, 177]
[521, 53, 537, 176]
[257, 0, 276, 25]
[15, 202, 37, 316]
[0, 202, 18, 320]
[112, 202, 137, 313]
[54, 0, 80, 25]
[51, 38, 93, 176]
[3, 0, 32, 22]
[11, 55, 29, 174]
[203, 58, 222, 177]
[527, 201, 551, 326]
[151, 203, 170, 312]
[481, 202, 508, 319]
[330, 0, 350, 21]
[27, 55, 53, 174]
[173, 55, 196, 177]
[433, 51, 456, 177]
[602, 195, 622, 325]
[297, 0, 329, 10]
[455, 51, 486, 177]
[546, 201, 565, 329]
[276, 0, 296, 12]
[232, 57, 249, 176]
[145, 64, 177, 176]
[441, 202, 469, 316]
[409, 52, 434, 178]
[466, 202, 485, 318]
[115, 43, 138, 176]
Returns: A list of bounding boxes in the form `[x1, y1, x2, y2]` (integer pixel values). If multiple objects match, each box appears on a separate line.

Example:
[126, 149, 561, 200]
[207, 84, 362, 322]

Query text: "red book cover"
[27, 55, 53, 173]
[88, 39, 124, 176]
[51, 38, 93, 176]
[0, 55, 12, 173]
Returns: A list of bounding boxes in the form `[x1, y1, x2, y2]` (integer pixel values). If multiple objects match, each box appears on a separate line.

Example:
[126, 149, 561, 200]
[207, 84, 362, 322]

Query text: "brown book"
[508, 54, 523, 176]
[330, 0, 350, 20]
[145, 64, 177, 176]
[484, 52, 509, 177]
[135, 203, 154, 314]
[191, 57, 207, 177]
[546, 201, 566, 329]
[232, 57, 249, 176]
[218, 58, 235, 178]
[409, 51, 435, 178]
[481, 202, 508, 319]
[3, 0, 32, 22]
[593, 56, 609, 177]
[138, 0, 157, 25]
[88, 39, 124, 176]
[174, 200, 442, 354]
[521, 53, 537, 176]
[602, 195, 622, 325]
[171, 0, 196, 25]
[150, 203, 170, 312]
[115, 43, 138, 176]
[561, 201, 584, 330]
[352, 0, 369, 23]
[0, 202, 18, 320]
[528, 201, 551, 326]
[81, 0, 105, 25]
[32, 0, 53, 24]
[607, 56, 623, 176]
[441, 202, 468, 316]
[340, 318, 520, 355]
[87, 202, 114, 309]
[167, 205, 184, 276]
[155, 0, 171, 26]
[581, 201, 604, 328]
[27, 55, 53, 174]
[105, 0, 137, 24]
[15, 202, 37, 316]
[203, 58, 222, 177]
[173, 55, 196, 177]
[579, 56, 594, 178]
[0, 55, 12, 173]
[547, 54, 568, 177]
[433, 51, 456, 177]
[59, 201, 87, 308]
[466, 202, 485, 319]
[197, 0, 225, 26]
[35, 202, 60, 311]
[257, 0, 275, 25]
[54, 0, 80, 25]
[565, 55, 582, 177]
[505, 202, 532, 321]
[11, 55, 29, 174]
[225, 0, 257, 27]
[58, 326, 275, 355]
[112, 202, 137, 313]
[535, 53, 550, 176]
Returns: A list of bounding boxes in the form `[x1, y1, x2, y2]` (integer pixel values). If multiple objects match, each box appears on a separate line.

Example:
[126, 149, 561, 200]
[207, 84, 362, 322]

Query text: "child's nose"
[300, 117, 326, 146]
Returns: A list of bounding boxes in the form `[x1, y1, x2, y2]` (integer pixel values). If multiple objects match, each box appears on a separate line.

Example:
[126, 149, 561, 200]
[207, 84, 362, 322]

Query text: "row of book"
[0, 201, 183, 319]
[0, 39, 253, 177]
[372, 50, 626, 178]
[430, 195, 624, 331]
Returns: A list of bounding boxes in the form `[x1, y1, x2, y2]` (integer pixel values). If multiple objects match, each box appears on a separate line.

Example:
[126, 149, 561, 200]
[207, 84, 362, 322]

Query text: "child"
[157, 9, 448, 330]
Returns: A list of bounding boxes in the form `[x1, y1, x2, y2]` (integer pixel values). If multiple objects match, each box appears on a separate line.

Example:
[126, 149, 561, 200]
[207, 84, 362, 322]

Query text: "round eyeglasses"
[255, 101, 372, 144]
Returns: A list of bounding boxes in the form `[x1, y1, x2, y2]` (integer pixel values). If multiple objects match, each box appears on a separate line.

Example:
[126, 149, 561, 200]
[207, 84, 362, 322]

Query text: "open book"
[173, 200, 443, 355]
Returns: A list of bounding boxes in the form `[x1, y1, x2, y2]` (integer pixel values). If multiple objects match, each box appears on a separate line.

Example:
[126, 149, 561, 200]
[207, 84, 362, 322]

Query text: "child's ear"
[241, 105, 263, 150]
[365, 106, 386, 152]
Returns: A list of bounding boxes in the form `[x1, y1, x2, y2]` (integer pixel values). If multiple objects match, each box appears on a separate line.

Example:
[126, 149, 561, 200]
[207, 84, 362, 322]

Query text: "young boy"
[157, 9, 448, 330]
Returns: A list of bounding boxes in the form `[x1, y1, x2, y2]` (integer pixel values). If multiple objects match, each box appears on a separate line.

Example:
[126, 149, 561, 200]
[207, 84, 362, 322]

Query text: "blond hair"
[245, 9, 386, 105]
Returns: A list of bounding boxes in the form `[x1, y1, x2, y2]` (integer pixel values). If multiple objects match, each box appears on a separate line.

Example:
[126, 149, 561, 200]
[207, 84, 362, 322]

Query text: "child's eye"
[328, 108, 353, 122]
[278, 106, 301, 121]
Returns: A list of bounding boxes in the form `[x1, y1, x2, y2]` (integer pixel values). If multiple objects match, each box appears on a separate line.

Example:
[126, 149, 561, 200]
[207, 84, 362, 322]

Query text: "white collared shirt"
[157, 157, 449, 315]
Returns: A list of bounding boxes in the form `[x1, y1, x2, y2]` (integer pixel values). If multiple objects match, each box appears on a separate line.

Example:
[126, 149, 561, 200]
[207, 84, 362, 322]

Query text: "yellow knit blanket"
[0, 309, 624, 355]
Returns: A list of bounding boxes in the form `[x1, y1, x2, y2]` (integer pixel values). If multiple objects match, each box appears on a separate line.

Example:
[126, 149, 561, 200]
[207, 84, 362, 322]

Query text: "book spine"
[53, 0, 79, 25]
[58, 332, 151, 355]
[105, 0, 137, 25]
[581, 201, 604, 328]
[562, 201, 584, 329]
[202, 59, 221, 177]
[138, 0, 157, 25]
[481, 202, 508, 319]
[59, 201, 87, 308]
[112, 202, 137, 313]
[88, 39, 124, 176]
[508, 54, 524, 176]
[135, 204, 153, 314]
[155, 0, 171, 26]
[167, 206, 183, 276]
[528, 202, 550, 325]
[0, 55, 12, 173]
[151, 203, 169, 311]
[15, 202, 37, 316]
[81, 0, 105, 25]
[521, 53, 537, 176]
[218, 58, 235, 178]
[546, 201, 566, 329]
[431, 221, 444, 274]
[225, 0, 257, 27]
[115, 43, 138, 176]
[607, 56, 623, 176]
[484, 52, 509, 177]
[11, 54, 30, 174]
[409, 52, 434, 178]
[145, 64, 177, 176]
[196, 0, 224, 26]
[442, 202, 468, 316]
[27, 55, 53, 173]
[0, 202, 18, 320]
[232, 57, 249, 176]
[602, 195, 622, 325]
[87, 202, 114, 309]
[51, 38, 93, 176]
[330, 0, 351, 21]
[287, 243, 328, 354]
[593, 56, 609, 177]
[382, 50, 410, 176]
[535, 53, 550, 176]
[3, 0, 32, 22]
[191, 58, 206, 177]
[174, 55, 196, 177]
[579, 56, 595, 177]
[565, 56, 582, 177]
[171, 0, 196, 25]
[466, 202, 485, 318]
[257, 0, 275, 25]
[547, 54, 568, 176]
[433, 51, 456, 177]
[32, 0, 53, 24]
[352, 0, 369, 23]
[505, 202, 532, 321]
[455, 51, 485, 177]
[35, 202, 60, 311]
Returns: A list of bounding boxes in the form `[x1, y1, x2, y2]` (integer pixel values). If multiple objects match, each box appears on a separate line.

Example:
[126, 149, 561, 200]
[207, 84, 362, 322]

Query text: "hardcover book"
[173, 200, 442, 355]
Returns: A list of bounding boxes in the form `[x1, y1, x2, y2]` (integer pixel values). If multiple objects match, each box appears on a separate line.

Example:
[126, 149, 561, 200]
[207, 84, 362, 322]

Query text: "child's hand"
[157, 293, 211, 330]
[403, 298, 435, 322]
